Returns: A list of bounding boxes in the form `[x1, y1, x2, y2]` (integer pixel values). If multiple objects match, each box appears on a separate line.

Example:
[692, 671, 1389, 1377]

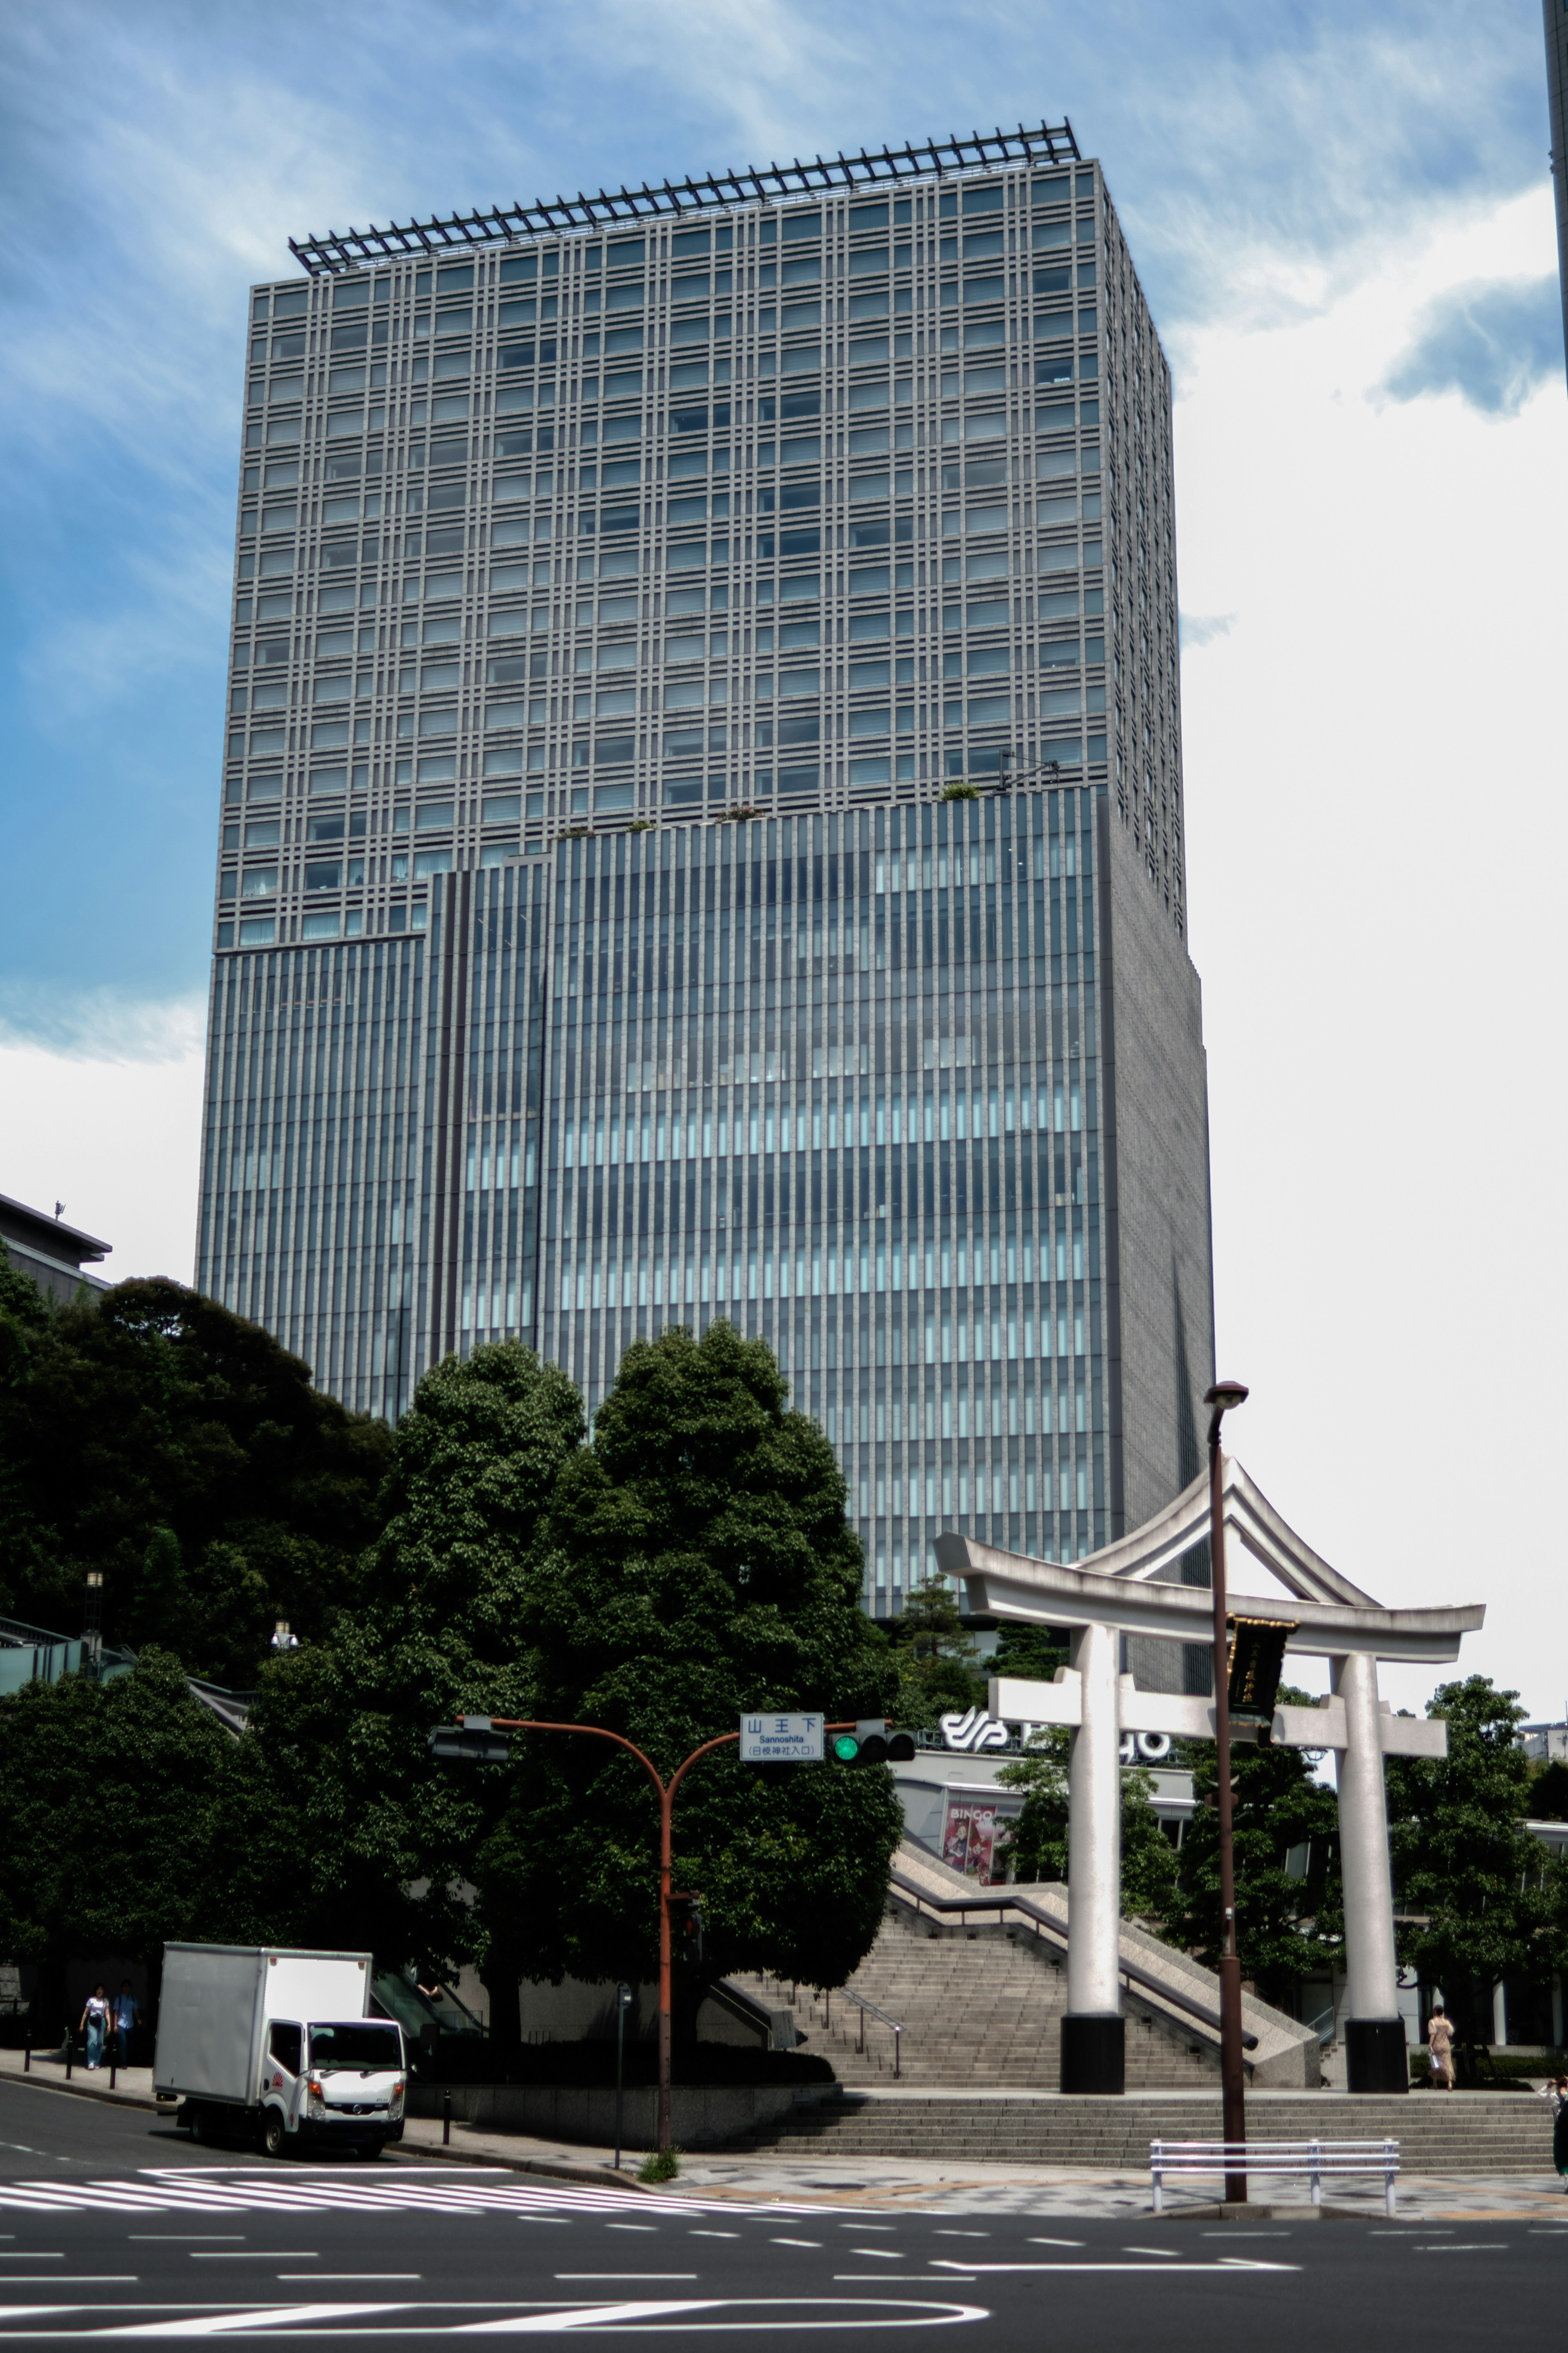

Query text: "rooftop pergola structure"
[936, 1456, 1485, 2095]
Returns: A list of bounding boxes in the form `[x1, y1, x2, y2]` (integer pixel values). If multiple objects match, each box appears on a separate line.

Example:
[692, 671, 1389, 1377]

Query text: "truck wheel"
[261, 2110, 287, 2160]
[187, 2104, 209, 2144]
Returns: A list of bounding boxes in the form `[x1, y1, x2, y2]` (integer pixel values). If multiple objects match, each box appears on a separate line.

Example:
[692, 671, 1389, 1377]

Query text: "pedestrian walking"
[1427, 2000, 1455, 2090]
[79, 1985, 110, 2070]
[111, 1981, 140, 2067]
[1551, 2076, 1568, 2192]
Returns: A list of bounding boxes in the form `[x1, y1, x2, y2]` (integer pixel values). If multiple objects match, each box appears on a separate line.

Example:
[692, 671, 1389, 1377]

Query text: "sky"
[2, 0, 1565, 1714]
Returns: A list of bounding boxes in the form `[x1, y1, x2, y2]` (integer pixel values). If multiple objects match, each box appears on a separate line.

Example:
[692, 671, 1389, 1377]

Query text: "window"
[305, 861, 341, 892]
[241, 867, 278, 898]
[260, 2032, 298, 2112]
[414, 847, 454, 877]
[415, 800, 454, 830]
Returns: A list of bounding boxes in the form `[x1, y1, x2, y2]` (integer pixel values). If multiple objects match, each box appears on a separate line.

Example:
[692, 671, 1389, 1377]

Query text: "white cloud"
[1175, 183, 1568, 1719]
[0, 992, 205, 1285]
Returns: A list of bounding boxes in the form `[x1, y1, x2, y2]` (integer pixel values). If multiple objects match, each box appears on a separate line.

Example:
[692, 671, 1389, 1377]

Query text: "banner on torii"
[935, 1454, 1485, 2097]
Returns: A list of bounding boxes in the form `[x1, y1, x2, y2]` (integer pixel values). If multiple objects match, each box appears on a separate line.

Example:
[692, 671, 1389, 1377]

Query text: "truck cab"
[258, 2017, 405, 2159]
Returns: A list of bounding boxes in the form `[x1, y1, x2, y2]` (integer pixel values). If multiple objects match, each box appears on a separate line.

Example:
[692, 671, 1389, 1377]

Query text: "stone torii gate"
[935, 1456, 1485, 2096]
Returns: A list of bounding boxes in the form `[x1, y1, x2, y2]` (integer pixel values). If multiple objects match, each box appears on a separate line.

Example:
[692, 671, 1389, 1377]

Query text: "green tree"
[0, 1242, 51, 1391]
[1527, 1760, 1568, 1821]
[990, 1620, 1071, 1684]
[1386, 1675, 1550, 2018]
[476, 1322, 903, 2035]
[0, 1277, 391, 1684]
[889, 1576, 987, 1729]
[0, 1649, 231, 2037]
[210, 1342, 584, 2039]
[996, 1729, 1180, 1921]
[1175, 1689, 1342, 1998]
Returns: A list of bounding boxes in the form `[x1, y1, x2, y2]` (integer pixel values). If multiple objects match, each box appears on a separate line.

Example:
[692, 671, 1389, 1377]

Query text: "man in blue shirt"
[111, 1981, 140, 2067]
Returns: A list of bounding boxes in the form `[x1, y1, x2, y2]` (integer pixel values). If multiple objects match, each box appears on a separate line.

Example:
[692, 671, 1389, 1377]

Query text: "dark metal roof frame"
[288, 121, 1081, 276]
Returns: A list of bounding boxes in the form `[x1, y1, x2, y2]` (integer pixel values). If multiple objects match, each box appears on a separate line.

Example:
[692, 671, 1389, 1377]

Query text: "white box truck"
[155, 1944, 406, 2159]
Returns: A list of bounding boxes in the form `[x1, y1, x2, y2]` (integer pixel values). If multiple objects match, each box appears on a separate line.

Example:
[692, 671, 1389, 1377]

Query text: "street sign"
[739, 1712, 825, 1764]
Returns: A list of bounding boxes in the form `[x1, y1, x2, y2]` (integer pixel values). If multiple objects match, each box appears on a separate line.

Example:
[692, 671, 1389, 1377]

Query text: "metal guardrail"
[1150, 2137, 1400, 2216]
[887, 1870, 1259, 2052]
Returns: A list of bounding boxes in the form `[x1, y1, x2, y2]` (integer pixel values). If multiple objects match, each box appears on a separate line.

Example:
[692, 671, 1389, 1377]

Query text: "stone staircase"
[735, 1840, 1313, 2095]
[727, 2086, 1557, 2173]
[740, 1907, 1220, 2092]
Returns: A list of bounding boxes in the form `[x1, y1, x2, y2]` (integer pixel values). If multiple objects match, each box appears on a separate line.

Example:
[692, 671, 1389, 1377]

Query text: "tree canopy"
[996, 1728, 1180, 1922]
[1387, 1675, 1553, 2005]
[0, 1271, 391, 1686]
[474, 1321, 904, 2025]
[0, 1648, 232, 2035]
[209, 1343, 584, 2026]
[1174, 1688, 1342, 1999]
[887, 1577, 986, 1730]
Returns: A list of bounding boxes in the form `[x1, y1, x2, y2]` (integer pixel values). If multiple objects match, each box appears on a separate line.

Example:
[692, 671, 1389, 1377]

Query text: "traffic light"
[832, 1720, 917, 1764]
[428, 1716, 512, 1764]
[668, 1894, 704, 1967]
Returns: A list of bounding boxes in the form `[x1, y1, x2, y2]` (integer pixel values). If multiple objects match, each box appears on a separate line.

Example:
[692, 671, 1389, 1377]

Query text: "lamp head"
[1204, 1380, 1250, 1416]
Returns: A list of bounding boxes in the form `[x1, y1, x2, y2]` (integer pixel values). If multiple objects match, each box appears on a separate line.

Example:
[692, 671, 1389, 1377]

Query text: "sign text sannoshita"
[739, 1713, 825, 1764]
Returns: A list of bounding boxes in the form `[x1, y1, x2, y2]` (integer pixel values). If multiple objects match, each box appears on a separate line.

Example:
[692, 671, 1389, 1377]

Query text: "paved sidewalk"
[5, 2049, 1564, 2220]
[0, 2047, 156, 2107]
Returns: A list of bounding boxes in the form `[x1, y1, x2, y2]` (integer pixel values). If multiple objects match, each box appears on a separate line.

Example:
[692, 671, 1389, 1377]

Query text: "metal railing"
[746, 1973, 906, 2079]
[888, 1871, 1258, 2053]
[848, 1992, 905, 2079]
[1151, 2137, 1400, 2216]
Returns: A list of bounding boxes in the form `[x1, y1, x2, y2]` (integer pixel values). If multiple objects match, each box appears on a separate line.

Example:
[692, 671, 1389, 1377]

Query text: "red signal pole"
[486, 1717, 857, 2153]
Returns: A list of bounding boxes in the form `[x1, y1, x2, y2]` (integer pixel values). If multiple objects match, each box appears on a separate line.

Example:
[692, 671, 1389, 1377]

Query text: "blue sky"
[3, 0, 1567, 1709]
[0, 0, 1554, 1026]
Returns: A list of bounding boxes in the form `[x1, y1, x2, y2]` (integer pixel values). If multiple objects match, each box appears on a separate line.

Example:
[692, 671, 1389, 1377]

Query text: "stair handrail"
[845, 1988, 904, 2079]
[887, 1870, 1259, 2052]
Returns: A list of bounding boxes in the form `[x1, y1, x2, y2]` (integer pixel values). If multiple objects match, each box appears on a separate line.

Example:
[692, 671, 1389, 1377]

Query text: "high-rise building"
[197, 125, 1214, 1625]
[1546, 0, 1568, 385]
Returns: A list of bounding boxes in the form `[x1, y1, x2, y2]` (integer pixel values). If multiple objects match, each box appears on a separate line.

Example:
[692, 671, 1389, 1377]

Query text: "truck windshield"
[308, 2021, 402, 2072]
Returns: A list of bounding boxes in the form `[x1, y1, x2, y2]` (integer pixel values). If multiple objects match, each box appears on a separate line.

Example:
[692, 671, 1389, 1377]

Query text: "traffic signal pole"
[482, 1717, 856, 2153]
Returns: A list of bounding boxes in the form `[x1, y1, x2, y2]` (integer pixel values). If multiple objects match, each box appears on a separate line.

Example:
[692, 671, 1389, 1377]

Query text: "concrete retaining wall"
[407, 2079, 811, 2151]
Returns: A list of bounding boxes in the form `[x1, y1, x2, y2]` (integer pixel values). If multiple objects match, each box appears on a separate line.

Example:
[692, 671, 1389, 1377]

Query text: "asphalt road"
[0, 2077, 1562, 2343]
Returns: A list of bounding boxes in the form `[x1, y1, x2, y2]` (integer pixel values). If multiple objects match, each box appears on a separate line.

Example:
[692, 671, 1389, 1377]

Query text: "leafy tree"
[0, 1277, 392, 1684]
[1527, 1760, 1568, 1822]
[990, 1620, 1071, 1685]
[1386, 1675, 1550, 2018]
[1174, 1689, 1342, 1998]
[0, 1243, 51, 1391]
[476, 1322, 903, 2036]
[889, 1576, 987, 1729]
[996, 1729, 1180, 1921]
[209, 1343, 584, 2042]
[0, 1649, 231, 2037]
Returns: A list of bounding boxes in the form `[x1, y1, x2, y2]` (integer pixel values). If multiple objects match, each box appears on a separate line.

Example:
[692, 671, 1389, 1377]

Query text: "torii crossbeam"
[936, 1455, 1485, 2096]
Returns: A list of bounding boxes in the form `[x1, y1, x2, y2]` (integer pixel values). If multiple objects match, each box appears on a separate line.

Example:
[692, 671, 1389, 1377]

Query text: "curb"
[390, 2139, 656, 2193]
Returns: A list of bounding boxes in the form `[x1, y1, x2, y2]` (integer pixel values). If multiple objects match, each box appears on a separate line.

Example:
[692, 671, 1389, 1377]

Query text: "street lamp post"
[1204, 1377, 1250, 2205]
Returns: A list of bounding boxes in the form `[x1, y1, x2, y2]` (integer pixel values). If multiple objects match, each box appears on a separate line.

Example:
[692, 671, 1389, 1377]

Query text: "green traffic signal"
[832, 1733, 861, 1762]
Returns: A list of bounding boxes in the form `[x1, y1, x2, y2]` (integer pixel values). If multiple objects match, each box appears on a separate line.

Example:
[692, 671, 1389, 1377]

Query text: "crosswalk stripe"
[0, 2170, 826, 2221]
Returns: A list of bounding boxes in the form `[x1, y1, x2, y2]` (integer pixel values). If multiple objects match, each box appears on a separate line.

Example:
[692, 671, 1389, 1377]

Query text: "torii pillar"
[937, 1456, 1483, 2097]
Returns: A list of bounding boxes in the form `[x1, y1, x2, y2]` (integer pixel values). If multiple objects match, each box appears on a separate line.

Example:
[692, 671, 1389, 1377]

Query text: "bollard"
[110, 2056, 118, 2091]
[65, 2036, 73, 2082]
[23, 2027, 31, 2074]
[442, 2089, 451, 2148]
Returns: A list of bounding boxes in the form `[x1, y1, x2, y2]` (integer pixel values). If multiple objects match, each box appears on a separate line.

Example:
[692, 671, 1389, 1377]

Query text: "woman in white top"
[79, 1985, 110, 2070]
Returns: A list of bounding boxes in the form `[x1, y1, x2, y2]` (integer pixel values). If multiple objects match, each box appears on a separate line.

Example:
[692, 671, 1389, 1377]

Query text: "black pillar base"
[1345, 2017, 1409, 2094]
[1060, 2012, 1125, 2095]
